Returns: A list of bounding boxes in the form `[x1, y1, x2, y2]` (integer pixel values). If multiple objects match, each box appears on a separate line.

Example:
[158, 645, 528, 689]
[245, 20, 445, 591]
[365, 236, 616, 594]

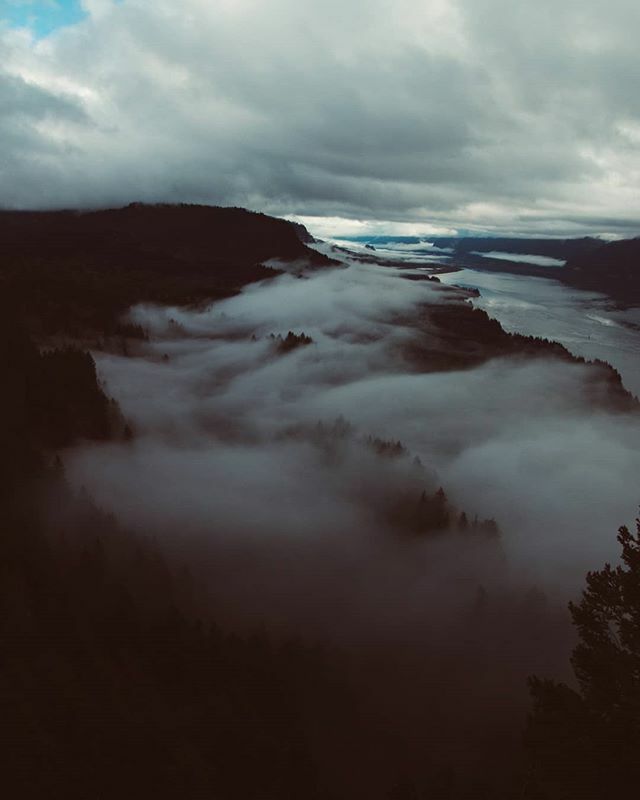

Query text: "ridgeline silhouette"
[0, 203, 329, 337]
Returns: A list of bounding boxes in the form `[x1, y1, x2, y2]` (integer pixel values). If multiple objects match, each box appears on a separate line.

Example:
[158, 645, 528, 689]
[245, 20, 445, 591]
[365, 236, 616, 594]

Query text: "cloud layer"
[2, 0, 640, 234]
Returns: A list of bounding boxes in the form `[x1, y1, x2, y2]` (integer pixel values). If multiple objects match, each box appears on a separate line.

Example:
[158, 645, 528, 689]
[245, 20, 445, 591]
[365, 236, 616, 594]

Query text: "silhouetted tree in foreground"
[525, 519, 640, 799]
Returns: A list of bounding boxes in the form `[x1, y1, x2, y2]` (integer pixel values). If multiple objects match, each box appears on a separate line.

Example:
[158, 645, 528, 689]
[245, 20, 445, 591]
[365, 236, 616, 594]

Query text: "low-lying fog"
[469, 251, 566, 267]
[64, 252, 640, 786]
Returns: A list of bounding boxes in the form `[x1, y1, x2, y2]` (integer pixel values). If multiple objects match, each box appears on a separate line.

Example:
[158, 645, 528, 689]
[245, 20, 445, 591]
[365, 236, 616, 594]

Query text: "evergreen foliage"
[526, 520, 640, 798]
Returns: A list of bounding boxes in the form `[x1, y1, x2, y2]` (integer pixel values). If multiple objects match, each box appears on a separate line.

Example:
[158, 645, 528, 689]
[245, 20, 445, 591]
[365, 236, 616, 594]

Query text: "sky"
[3, 1, 86, 37]
[1, 0, 639, 237]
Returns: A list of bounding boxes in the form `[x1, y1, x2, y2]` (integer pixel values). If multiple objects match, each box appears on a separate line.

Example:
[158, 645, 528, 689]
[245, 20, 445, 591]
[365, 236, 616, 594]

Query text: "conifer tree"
[525, 518, 640, 798]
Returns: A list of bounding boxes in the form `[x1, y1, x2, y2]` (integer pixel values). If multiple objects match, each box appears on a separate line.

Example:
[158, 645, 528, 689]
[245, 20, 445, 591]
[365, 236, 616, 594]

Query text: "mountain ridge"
[0, 203, 328, 336]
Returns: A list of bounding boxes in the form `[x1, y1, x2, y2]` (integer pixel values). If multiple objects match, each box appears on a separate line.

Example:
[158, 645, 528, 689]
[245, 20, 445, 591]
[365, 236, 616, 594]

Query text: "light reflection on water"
[437, 268, 640, 396]
[325, 240, 640, 396]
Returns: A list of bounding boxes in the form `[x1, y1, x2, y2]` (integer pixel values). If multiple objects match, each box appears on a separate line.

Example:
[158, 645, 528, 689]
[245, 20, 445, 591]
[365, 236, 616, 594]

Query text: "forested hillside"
[0, 204, 326, 336]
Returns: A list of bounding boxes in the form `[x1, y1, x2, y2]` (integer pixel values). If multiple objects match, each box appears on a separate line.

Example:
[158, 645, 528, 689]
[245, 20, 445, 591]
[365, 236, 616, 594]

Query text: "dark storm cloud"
[1, 0, 639, 233]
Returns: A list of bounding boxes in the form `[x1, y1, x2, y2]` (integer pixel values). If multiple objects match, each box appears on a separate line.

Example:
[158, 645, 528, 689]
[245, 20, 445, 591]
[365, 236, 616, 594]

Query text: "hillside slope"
[0, 204, 326, 335]
[563, 237, 640, 305]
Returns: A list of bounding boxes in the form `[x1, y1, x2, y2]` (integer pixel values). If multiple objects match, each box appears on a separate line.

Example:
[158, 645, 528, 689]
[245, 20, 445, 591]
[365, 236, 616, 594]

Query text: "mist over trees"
[2, 205, 639, 798]
[0, 311, 516, 798]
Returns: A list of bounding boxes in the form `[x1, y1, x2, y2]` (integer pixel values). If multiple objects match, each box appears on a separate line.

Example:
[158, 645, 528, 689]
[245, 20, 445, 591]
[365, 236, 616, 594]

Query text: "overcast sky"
[1, 0, 639, 236]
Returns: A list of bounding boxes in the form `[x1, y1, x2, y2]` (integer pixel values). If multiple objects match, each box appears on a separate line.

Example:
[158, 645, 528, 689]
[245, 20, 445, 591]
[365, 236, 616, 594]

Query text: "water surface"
[438, 268, 640, 396]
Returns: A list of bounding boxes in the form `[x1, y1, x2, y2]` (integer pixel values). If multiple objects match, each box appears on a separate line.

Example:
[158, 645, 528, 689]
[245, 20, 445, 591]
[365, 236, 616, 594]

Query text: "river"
[327, 240, 640, 397]
[432, 268, 640, 397]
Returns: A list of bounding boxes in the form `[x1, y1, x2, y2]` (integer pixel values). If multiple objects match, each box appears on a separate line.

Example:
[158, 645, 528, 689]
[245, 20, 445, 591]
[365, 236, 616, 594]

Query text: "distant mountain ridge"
[431, 236, 602, 261]
[345, 233, 640, 305]
[346, 235, 602, 262]
[563, 237, 640, 305]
